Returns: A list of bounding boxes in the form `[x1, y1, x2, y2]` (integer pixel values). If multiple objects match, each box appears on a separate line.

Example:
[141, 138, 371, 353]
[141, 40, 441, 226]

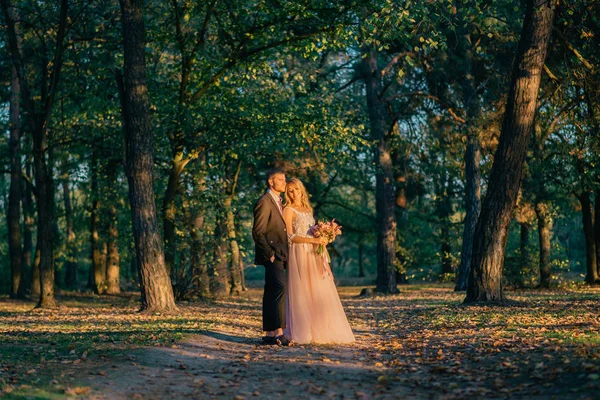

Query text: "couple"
[252, 169, 355, 346]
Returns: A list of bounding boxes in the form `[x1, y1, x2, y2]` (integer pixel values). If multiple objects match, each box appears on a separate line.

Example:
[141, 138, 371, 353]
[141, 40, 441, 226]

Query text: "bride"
[282, 178, 355, 344]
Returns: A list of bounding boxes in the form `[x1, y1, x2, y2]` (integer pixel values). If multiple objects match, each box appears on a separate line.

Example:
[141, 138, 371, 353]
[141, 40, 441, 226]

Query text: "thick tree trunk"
[8, 63, 23, 299]
[536, 202, 552, 288]
[62, 164, 77, 288]
[120, 0, 176, 312]
[465, 0, 555, 303]
[34, 131, 56, 308]
[363, 50, 398, 294]
[579, 192, 598, 284]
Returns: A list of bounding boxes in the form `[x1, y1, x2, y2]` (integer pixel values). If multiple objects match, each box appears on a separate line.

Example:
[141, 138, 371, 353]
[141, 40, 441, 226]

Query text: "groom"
[252, 169, 291, 346]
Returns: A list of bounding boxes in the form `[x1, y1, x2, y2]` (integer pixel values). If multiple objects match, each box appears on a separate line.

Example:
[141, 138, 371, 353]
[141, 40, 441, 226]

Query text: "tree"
[2, 0, 71, 307]
[465, 0, 555, 302]
[119, 0, 177, 312]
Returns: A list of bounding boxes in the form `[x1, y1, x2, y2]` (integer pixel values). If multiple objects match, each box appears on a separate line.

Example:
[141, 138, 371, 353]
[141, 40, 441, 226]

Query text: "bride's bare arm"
[283, 208, 323, 245]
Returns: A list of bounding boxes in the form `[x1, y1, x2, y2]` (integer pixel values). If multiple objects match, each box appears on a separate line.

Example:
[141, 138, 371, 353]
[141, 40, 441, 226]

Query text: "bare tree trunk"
[465, 0, 555, 302]
[579, 192, 598, 284]
[8, 62, 23, 299]
[363, 49, 398, 294]
[119, 0, 176, 312]
[536, 202, 552, 288]
[62, 163, 77, 288]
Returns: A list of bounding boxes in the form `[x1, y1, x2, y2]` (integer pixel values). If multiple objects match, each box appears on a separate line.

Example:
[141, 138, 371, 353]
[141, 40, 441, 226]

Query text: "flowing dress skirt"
[285, 242, 355, 344]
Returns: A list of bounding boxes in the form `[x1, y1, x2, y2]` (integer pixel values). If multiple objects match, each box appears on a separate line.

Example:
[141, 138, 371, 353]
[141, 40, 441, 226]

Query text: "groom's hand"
[270, 255, 275, 263]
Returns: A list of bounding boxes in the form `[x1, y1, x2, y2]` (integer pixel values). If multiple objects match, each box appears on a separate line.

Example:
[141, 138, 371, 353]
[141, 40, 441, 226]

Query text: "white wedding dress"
[284, 209, 355, 344]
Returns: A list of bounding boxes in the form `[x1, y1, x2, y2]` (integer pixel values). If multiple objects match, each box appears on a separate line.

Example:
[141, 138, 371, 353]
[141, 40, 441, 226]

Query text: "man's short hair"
[266, 168, 285, 188]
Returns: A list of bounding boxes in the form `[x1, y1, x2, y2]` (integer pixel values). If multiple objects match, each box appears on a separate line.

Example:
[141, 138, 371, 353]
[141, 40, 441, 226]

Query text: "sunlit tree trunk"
[119, 0, 177, 312]
[465, 0, 555, 302]
[363, 49, 398, 294]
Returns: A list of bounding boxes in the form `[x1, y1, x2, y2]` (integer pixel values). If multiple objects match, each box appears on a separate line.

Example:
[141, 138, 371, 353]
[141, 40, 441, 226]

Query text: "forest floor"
[1, 282, 600, 399]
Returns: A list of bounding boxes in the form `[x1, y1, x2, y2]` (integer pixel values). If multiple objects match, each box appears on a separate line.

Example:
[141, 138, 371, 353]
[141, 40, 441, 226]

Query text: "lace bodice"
[290, 208, 315, 238]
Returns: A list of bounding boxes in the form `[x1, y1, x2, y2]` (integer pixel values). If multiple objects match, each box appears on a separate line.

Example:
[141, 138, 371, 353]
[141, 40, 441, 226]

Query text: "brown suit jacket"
[252, 192, 289, 268]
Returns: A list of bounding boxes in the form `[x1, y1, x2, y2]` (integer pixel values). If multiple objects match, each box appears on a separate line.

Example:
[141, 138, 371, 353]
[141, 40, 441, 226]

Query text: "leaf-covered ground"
[1, 283, 600, 399]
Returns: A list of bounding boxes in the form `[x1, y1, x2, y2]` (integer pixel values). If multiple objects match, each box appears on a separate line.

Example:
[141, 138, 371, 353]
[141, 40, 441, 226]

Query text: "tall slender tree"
[2, 0, 70, 307]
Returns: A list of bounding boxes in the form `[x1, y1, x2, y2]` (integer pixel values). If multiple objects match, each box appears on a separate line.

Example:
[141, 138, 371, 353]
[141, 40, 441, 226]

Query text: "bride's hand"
[313, 237, 328, 245]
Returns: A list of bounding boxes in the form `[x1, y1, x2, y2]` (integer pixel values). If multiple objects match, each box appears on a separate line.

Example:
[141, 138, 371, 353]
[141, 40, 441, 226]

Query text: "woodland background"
[0, 0, 599, 307]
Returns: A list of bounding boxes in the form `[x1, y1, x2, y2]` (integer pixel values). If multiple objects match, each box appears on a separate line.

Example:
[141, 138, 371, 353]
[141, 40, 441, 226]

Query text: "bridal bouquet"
[310, 219, 342, 259]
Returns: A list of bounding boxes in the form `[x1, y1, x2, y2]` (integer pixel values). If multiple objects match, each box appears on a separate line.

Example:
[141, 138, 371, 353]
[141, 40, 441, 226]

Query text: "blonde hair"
[284, 178, 313, 212]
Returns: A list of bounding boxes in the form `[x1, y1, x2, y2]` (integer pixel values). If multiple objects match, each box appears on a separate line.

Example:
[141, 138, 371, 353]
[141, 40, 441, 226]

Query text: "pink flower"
[310, 219, 342, 256]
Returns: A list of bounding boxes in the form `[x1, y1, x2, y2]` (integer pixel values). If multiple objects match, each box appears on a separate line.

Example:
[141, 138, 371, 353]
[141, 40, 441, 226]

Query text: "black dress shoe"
[261, 336, 277, 345]
[275, 335, 293, 347]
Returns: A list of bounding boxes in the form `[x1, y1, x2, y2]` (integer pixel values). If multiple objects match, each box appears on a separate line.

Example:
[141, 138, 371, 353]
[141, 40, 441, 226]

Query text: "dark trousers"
[262, 262, 286, 332]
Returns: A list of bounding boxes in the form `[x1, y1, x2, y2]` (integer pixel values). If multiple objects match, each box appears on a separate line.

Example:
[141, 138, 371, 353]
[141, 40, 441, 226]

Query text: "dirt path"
[87, 329, 411, 400]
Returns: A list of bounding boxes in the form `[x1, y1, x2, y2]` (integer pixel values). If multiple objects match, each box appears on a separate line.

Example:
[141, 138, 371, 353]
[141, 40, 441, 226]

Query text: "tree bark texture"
[579, 192, 598, 284]
[8, 62, 23, 299]
[120, 0, 176, 312]
[363, 50, 398, 294]
[465, 0, 555, 302]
